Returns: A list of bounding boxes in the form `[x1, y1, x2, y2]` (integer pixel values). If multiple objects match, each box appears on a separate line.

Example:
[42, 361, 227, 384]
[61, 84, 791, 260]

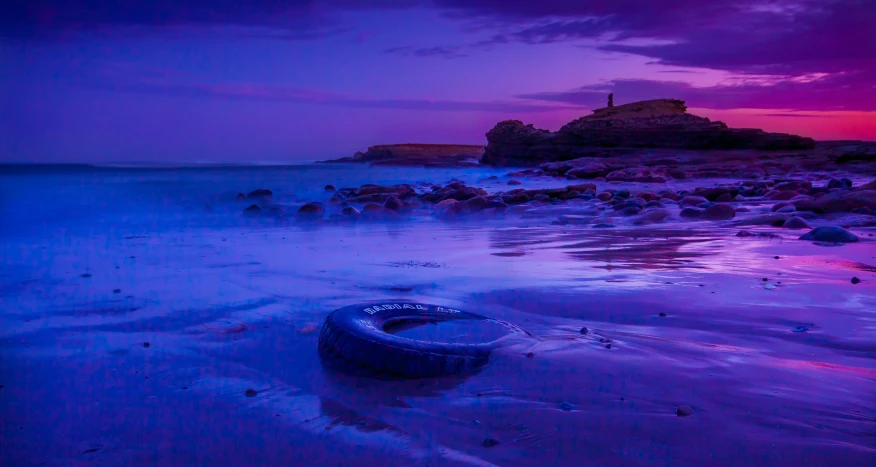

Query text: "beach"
[1, 163, 874, 466]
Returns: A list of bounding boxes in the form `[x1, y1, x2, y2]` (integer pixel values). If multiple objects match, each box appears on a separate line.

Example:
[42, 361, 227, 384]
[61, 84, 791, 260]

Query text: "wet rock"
[775, 205, 796, 213]
[774, 180, 812, 191]
[765, 190, 798, 201]
[782, 217, 810, 229]
[81, 273, 92, 278]
[792, 325, 809, 333]
[659, 312, 667, 317]
[246, 189, 273, 199]
[236, 193, 246, 200]
[634, 208, 670, 224]
[579, 326, 589, 335]
[620, 206, 642, 216]
[827, 178, 852, 190]
[693, 187, 739, 201]
[859, 179, 876, 190]
[324, 184, 336, 192]
[567, 162, 609, 179]
[297, 203, 324, 218]
[811, 190, 876, 213]
[668, 168, 688, 179]
[243, 204, 262, 215]
[851, 277, 861, 284]
[362, 203, 399, 219]
[556, 215, 593, 225]
[383, 196, 405, 211]
[466, 196, 491, 213]
[481, 438, 500, 448]
[596, 192, 613, 201]
[680, 207, 703, 219]
[341, 206, 361, 218]
[771, 202, 795, 212]
[715, 192, 733, 202]
[702, 204, 736, 220]
[559, 402, 576, 411]
[645, 200, 665, 209]
[113, 289, 121, 293]
[799, 226, 859, 243]
[502, 192, 530, 204]
[676, 405, 694, 417]
[507, 179, 522, 185]
[732, 213, 791, 226]
[592, 223, 615, 228]
[245, 389, 258, 397]
[680, 195, 709, 207]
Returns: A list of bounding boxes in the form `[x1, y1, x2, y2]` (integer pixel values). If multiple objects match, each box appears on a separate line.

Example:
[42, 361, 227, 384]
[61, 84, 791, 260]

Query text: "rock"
[236, 193, 246, 200]
[634, 208, 671, 224]
[297, 203, 324, 218]
[245, 389, 258, 397]
[799, 226, 859, 243]
[507, 179, 522, 185]
[579, 327, 589, 335]
[715, 192, 733, 202]
[326, 144, 484, 167]
[680, 195, 709, 207]
[596, 192, 613, 201]
[765, 190, 799, 201]
[676, 405, 694, 417]
[243, 204, 262, 215]
[341, 206, 361, 218]
[246, 189, 272, 199]
[324, 184, 336, 192]
[466, 196, 491, 213]
[481, 438, 500, 448]
[668, 168, 688, 179]
[702, 204, 736, 220]
[859, 180, 876, 190]
[567, 161, 609, 179]
[827, 178, 852, 189]
[559, 402, 576, 411]
[680, 207, 703, 218]
[771, 202, 795, 212]
[533, 194, 551, 202]
[783, 217, 811, 229]
[851, 277, 861, 284]
[383, 196, 405, 211]
[732, 213, 791, 226]
[812, 190, 876, 213]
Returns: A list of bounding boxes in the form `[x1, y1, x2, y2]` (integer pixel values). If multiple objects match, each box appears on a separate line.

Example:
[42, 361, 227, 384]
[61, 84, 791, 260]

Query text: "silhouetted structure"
[608, 93, 614, 107]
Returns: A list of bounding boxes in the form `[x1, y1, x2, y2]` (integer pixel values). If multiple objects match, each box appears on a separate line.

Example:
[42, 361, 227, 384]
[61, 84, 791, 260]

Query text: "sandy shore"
[1, 164, 874, 466]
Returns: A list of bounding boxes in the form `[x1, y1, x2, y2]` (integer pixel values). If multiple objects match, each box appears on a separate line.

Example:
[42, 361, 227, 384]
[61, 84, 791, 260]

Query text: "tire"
[317, 301, 529, 378]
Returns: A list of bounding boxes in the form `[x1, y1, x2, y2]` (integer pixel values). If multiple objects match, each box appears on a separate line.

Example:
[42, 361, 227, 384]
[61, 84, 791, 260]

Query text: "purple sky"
[1, 0, 874, 163]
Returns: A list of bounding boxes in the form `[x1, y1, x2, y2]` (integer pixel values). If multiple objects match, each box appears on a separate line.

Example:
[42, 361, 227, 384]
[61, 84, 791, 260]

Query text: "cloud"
[384, 45, 467, 58]
[0, 0, 419, 40]
[432, 0, 875, 78]
[73, 71, 583, 113]
[517, 74, 876, 111]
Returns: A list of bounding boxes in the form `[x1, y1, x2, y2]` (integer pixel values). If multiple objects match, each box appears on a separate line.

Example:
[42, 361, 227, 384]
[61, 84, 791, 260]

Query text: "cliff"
[324, 144, 484, 167]
[482, 99, 817, 166]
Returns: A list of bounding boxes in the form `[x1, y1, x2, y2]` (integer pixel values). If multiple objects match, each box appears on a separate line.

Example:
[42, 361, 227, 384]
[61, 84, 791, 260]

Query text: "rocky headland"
[323, 143, 484, 167]
[481, 98, 819, 166]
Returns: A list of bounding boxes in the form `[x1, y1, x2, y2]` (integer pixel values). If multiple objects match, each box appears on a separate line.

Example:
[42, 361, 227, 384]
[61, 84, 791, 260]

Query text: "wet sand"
[1, 165, 875, 466]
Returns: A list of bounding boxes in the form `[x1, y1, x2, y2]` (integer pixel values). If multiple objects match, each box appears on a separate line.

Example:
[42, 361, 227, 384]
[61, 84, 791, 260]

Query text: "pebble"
[142, 342, 150, 348]
[560, 401, 576, 411]
[81, 273, 92, 278]
[676, 405, 694, 417]
[851, 277, 861, 284]
[659, 312, 667, 317]
[113, 289, 121, 293]
[579, 326, 589, 335]
[525, 352, 535, 358]
[792, 325, 809, 333]
[245, 389, 258, 397]
[764, 284, 777, 290]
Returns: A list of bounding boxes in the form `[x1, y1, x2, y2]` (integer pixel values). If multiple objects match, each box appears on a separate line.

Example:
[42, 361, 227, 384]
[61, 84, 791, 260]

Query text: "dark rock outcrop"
[323, 144, 484, 167]
[482, 99, 816, 166]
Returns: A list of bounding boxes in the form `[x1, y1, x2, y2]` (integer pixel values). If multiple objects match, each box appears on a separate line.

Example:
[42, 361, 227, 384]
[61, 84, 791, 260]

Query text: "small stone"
[676, 405, 694, 417]
[482, 438, 500, 447]
[659, 312, 667, 317]
[762, 278, 768, 281]
[559, 401, 576, 411]
[81, 273, 92, 278]
[605, 343, 612, 349]
[525, 352, 535, 358]
[782, 216, 810, 229]
[142, 342, 150, 348]
[774, 256, 780, 259]
[113, 289, 121, 293]
[764, 284, 777, 290]
[579, 326, 589, 335]
[245, 389, 258, 397]
[792, 325, 809, 333]
[507, 180, 522, 185]
[851, 277, 861, 284]
[324, 184, 336, 192]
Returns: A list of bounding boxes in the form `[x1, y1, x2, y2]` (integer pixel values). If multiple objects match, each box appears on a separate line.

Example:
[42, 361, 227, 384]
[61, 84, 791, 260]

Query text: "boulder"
[246, 189, 273, 199]
[297, 203, 324, 218]
[799, 226, 859, 243]
[702, 204, 736, 220]
[783, 217, 811, 229]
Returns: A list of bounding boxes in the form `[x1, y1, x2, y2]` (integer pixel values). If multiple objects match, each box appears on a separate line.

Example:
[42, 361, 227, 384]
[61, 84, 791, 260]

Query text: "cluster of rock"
[481, 99, 818, 166]
[323, 144, 484, 167]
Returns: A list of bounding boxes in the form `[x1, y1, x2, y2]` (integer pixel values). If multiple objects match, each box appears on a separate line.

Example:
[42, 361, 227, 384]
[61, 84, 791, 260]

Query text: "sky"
[1, 0, 874, 163]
